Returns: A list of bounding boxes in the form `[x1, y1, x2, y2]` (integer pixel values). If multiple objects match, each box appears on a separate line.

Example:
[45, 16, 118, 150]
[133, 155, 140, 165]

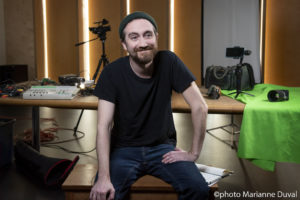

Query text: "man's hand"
[89, 178, 115, 200]
[162, 147, 198, 164]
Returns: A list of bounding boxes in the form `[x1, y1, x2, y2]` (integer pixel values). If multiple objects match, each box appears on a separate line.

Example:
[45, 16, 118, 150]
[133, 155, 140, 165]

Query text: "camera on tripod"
[226, 46, 254, 98]
[89, 19, 111, 38]
[73, 18, 111, 136]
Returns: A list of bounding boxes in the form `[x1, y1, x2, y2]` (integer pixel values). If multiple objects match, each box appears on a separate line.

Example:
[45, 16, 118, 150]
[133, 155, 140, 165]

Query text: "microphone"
[244, 50, 251, 56]
[75, 41, 86, 47]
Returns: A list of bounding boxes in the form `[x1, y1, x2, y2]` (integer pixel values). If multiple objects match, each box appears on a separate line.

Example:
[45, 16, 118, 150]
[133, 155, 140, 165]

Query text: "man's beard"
[131, 45, 157, 65]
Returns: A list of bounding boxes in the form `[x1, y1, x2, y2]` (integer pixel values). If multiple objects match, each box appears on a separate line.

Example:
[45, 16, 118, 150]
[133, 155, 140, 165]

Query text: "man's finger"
[108, 189, 115, 200]
[100, 192, 107, 200]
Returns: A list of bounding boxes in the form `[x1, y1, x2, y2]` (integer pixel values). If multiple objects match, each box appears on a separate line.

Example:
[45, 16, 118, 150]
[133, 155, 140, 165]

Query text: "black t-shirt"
[93, 50, 195, 148]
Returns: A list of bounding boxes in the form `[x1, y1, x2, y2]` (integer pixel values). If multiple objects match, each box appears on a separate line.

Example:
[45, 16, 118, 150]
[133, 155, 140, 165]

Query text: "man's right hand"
[89, 179, 115, 200]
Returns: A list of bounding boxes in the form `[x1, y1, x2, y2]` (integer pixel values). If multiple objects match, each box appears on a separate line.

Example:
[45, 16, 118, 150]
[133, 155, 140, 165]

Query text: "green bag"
[205, 63, 255, 90]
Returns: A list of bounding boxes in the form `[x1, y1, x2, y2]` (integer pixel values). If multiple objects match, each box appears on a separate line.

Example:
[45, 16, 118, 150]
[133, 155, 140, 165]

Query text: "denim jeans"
[108, 144, 209, 200]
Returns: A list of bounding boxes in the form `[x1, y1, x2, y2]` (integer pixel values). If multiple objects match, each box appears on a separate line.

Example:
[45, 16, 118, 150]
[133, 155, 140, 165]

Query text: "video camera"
[89, 19, 111, 39]
[226, 46, 251, 59]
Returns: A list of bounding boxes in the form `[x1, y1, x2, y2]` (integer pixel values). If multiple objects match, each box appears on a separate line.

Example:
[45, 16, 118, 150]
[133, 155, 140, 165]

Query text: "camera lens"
[267, 90, 289, 102]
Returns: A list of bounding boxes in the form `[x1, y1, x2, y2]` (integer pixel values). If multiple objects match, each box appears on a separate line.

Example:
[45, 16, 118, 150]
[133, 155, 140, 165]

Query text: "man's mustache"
[134, 46, 153, 52]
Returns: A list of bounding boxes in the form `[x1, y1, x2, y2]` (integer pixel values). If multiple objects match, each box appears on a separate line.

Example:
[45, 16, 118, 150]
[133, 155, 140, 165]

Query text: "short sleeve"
[171, 53, 196, 93]
[93, 67, 117, 103]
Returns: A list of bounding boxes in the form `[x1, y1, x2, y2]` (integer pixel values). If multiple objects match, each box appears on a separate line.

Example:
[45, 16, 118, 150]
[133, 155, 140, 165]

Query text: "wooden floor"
[0, 106, 299, 200]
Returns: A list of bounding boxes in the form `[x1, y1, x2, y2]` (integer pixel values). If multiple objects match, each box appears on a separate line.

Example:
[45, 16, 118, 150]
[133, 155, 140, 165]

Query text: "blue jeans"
[108, 144, 209, 200]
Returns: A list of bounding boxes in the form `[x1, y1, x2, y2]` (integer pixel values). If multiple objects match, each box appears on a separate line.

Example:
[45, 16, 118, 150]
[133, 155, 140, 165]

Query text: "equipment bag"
[14, 140, 79, 188]
[204, 63, 255, 90]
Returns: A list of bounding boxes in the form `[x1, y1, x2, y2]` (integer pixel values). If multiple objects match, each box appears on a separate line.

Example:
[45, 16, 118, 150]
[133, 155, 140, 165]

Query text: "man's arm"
[162, 81, 208, 163]
[90, 99, 115, 200]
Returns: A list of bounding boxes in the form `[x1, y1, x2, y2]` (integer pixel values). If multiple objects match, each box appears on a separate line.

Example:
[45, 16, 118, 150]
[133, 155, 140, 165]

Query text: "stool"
[62, 164, 218, 200]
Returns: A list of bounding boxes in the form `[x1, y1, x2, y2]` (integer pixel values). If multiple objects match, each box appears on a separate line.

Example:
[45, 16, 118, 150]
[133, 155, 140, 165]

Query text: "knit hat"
[119, 11, 158, 39]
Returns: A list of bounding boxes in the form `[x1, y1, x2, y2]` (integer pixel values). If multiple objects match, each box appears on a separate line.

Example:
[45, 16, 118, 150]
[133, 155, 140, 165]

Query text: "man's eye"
[145, 33, 153, 38]
[129, 35, 138, 40]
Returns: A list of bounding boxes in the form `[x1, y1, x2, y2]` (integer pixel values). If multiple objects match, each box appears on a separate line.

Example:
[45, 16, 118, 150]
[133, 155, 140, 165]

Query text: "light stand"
[74, 19, 110, 136]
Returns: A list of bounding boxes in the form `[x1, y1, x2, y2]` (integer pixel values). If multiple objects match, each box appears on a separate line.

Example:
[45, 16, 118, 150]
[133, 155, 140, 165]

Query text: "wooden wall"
[4, 0, 299, 86]
[264, 0, 300, 86]
[33, 0, 203, 84]
[174, 0, 202, 86]
[34, 0, 78, 81]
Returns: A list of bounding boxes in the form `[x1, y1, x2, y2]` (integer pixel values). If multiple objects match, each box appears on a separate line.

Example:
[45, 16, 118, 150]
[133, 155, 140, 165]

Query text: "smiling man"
[90, 11, 209, 200]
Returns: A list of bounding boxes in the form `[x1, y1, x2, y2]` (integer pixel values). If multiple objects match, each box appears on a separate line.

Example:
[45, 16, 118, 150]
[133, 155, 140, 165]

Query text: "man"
[90, 11, 209, 200]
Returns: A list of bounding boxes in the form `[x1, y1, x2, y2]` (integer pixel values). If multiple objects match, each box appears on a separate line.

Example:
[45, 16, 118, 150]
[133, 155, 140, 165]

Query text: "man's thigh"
[109, 147, 143, 198]
[144, 145, 209, 198]
[150, 161, 207, 189]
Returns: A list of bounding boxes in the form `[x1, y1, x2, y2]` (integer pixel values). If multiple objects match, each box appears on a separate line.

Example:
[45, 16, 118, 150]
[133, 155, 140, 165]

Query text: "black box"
[0, 119, 16, 168]
[0, 65, 28, 83]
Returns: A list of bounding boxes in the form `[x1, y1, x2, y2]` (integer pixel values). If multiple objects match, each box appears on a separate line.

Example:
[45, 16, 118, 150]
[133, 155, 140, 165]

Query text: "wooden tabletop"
[0, 88, 245, 114]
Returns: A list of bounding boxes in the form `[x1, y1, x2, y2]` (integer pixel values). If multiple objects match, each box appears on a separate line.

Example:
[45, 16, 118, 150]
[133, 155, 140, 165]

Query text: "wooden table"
[0, 88, 244, 112]
[0, 88, 245, 150]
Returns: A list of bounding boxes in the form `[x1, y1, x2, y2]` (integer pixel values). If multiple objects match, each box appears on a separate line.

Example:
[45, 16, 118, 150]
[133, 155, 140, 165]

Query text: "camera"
[59, 74, 85, 86]
[226, 46, 251, 59]
[268, 90, 289, 102]
[89, 19, 111, 37]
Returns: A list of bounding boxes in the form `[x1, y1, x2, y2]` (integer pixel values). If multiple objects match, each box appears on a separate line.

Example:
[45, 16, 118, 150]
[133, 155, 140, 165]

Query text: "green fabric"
[222, 84, 300, 171]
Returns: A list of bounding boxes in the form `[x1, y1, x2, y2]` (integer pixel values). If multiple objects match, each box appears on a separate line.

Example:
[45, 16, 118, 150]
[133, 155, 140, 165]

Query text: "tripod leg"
[92, 58, 103, 81]
[235, 92, 240, 99]
[74, 109, 84, 136]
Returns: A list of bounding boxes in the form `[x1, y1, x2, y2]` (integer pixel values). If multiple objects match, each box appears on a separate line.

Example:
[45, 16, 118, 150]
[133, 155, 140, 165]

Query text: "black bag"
[204, 63, 255, 90]
[14, 140, 79, 188]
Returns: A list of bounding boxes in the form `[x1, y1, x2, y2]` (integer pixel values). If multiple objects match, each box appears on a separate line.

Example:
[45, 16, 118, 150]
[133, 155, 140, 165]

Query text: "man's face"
[122, 19, 158, 65]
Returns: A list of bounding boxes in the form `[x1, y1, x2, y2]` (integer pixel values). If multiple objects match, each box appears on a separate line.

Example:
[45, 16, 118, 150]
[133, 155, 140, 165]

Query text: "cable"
[8, 114, 96, 155]
[41, 128, 85, 145]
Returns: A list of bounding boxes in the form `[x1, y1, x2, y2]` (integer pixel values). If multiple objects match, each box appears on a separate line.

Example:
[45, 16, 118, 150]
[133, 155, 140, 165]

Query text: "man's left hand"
[162, 147, 198, 164]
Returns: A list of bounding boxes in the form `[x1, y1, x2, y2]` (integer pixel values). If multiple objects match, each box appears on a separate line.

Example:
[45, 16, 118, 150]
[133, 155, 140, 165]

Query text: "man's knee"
[193, 183, 210, 199]
[180, 179, 209, 200]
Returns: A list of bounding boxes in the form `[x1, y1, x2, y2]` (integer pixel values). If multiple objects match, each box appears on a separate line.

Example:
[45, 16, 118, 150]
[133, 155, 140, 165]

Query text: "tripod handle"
[235, 64, 243, 92]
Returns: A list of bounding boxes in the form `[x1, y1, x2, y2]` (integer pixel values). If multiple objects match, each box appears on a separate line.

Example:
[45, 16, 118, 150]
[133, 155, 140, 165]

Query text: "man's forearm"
[96, 126, 112, 180]
[189, 103, 208, 159]
[90, 100, 115, 200]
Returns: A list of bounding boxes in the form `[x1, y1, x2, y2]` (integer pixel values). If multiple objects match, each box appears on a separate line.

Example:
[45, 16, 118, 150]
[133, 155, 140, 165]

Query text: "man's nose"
[138, 37, 148, 48]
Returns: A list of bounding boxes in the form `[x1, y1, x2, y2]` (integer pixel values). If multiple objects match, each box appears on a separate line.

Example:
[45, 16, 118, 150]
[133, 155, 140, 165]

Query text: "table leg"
[206, 114, 240, 148]
[32, 106, 40, 151]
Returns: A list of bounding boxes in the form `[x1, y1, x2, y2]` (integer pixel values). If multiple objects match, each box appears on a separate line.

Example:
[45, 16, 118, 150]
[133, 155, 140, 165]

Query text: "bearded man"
[90, 11, 209, 200]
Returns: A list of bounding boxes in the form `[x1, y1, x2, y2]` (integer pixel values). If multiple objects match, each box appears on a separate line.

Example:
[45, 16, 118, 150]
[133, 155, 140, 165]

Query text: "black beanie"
[119, 11, 158, 39]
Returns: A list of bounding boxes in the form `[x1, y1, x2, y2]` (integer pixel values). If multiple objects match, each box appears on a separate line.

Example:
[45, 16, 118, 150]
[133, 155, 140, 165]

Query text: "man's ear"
[121, 41, 127, 51]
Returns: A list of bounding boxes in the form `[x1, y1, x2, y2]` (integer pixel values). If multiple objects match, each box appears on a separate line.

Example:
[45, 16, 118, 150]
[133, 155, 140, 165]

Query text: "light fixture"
[127, 0, 130, 15]
[82, 0, 90, 80]
[42, 0, 48, 78]
[170, 0, 174, 52]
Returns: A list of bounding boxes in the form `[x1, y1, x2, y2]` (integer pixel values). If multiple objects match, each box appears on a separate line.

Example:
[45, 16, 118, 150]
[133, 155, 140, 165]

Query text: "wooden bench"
[62, 164, 218, 200]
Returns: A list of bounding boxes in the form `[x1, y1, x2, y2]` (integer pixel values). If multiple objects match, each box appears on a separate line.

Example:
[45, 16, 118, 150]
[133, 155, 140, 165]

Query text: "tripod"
[228, 55, 254, 98]
[73, 35, 109, 136]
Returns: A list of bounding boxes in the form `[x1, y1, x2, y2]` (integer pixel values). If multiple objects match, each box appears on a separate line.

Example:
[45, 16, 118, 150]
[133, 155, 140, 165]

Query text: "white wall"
[203, 0, 261, 83]
[0, 0, 6, 64]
